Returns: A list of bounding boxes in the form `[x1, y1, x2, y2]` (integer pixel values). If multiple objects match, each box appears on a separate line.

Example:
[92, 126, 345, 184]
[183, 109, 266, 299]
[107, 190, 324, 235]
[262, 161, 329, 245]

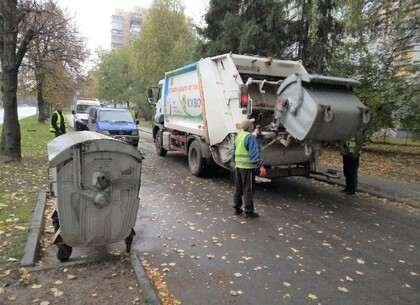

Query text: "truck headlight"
[132, 130, 138, 136]
[99, 130, 110, 135]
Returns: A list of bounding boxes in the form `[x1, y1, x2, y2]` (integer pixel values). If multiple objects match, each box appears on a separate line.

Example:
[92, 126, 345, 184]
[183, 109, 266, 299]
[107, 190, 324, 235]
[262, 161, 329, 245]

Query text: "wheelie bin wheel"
[52, 211, 59, 232]
[125, 228, 136, 253]
[57, 244, 73, 262]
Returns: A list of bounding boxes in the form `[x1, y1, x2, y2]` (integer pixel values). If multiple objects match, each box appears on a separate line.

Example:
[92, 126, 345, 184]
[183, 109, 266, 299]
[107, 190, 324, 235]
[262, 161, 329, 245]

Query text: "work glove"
[259, 165, 266, 177]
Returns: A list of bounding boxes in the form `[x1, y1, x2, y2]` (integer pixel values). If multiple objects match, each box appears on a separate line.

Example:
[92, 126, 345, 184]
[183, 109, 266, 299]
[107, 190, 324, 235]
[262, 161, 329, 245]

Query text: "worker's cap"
[241, 118, 255, 131]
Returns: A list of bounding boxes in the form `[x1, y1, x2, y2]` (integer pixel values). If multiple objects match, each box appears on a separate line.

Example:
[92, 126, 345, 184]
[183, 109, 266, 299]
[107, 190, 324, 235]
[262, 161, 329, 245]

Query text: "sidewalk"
[311, 167, 420, 209]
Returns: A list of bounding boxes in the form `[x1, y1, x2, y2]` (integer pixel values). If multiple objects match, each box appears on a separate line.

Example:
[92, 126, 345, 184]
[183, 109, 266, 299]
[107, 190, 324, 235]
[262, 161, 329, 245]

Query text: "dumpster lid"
[278, 74, 360, 95]
[47, 131, 143, 167]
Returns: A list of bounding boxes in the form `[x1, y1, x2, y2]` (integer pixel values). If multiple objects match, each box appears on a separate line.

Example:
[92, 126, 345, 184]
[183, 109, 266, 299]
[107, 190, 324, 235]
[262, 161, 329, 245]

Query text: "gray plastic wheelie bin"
[47, 131, 143, 261]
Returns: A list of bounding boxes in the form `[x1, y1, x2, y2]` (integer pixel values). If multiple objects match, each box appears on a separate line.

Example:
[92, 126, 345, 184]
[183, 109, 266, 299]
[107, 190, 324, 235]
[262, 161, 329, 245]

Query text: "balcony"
[130, 14, 141, 26]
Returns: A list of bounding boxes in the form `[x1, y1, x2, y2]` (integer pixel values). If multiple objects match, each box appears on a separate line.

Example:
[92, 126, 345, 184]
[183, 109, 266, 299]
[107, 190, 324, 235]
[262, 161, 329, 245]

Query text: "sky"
[57, 0, 209, 52]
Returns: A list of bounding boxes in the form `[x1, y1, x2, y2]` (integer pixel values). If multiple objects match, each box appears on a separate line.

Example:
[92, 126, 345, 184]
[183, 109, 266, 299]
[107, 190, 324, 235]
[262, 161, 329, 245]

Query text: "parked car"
[72, 98, 101, 131]
[87, 107, 139, 147]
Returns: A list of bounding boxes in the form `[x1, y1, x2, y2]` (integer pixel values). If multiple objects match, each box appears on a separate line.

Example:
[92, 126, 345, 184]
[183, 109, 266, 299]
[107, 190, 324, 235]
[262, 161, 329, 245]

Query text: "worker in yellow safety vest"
[50, 103, 67, 137]
[232, 118, 266, 218]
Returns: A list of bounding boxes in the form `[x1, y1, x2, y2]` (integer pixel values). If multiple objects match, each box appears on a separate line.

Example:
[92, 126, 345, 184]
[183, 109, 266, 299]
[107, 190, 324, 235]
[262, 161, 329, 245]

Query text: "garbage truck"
[147, 53, 370, 178]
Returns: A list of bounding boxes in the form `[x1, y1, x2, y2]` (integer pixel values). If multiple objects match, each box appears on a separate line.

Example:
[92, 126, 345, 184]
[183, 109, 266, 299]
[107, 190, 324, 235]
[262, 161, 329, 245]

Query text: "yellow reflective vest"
[235, 131, 257, 169]
[347, 138, 356, 153]
[49, 111, 66, 132]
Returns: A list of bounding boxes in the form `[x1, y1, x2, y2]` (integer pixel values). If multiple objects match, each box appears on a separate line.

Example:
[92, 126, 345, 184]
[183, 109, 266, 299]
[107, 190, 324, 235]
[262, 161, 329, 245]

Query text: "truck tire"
[155, 130, 167, 156]
[188, 140, 206, 177]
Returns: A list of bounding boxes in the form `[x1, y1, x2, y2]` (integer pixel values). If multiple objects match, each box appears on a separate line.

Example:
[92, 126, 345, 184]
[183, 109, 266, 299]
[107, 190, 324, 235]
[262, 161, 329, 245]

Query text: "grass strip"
[0, 115, 52, 282]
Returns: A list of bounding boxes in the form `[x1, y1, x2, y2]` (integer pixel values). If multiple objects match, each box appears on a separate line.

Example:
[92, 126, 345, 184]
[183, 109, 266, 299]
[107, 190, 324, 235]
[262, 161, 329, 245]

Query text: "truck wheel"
[155, 130, 167, 156]
[188, 140, 206, 177]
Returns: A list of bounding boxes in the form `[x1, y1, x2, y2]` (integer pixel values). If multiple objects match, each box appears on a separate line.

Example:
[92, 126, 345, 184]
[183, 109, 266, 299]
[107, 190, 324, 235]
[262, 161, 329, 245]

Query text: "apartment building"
[111, 6, 148, 50]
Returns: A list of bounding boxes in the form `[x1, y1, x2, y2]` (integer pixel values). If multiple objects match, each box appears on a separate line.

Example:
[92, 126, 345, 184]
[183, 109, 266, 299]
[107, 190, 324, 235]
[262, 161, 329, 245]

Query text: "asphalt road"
[132, 130, 420, 305]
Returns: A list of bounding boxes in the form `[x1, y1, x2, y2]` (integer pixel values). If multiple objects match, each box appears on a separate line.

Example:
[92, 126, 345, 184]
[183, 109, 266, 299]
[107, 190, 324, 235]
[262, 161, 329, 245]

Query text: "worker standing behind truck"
[341, 129, 364, 196]
[232, 118, 266, 218]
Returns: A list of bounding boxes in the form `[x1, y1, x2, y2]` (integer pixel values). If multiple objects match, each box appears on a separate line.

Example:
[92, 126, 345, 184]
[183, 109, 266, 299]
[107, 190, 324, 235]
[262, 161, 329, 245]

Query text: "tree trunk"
[0, 0, 22, 161]
[36, 73, 48, 123]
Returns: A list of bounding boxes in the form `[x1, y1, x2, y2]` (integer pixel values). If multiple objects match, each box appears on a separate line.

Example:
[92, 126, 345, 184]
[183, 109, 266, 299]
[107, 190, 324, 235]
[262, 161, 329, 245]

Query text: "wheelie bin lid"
[47, 131, 143, 167]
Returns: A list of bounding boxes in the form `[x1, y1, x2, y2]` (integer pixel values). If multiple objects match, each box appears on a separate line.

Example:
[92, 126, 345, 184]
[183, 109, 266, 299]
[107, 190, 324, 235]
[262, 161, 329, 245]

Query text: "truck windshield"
[76, 105, 93, 113]
[100, 110, 134, 123]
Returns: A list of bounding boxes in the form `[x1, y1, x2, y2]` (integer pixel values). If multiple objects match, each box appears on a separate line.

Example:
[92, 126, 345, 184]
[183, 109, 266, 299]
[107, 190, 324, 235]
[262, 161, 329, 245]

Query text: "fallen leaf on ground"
[32, 284, 43, 289]
[338, 286, 348, 293]
[308, 293, 318, 300]
[230, 290, 240, 296]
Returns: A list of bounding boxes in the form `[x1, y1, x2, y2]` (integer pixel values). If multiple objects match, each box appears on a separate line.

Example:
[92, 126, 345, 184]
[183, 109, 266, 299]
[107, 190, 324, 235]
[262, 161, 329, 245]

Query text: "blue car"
[87, 107, 139, 147]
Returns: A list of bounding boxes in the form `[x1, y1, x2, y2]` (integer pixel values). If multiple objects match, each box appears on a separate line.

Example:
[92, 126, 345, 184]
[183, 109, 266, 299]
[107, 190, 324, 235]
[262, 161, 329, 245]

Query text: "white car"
[71, 98, 101, 131]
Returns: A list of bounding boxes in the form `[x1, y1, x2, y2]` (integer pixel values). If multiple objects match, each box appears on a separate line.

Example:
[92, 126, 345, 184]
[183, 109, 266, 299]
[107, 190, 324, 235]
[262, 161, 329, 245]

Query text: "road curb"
[311, 175, 420, 209]
[21, 190, 48, 267]
[139, 127, 152, 134]
[130, 252, 162, 305]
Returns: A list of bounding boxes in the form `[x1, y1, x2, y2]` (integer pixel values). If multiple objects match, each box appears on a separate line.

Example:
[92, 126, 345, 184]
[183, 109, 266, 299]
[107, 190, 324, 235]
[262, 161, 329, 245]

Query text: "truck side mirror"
[147, 88, 155, 105]
[72, 110, 76, 115]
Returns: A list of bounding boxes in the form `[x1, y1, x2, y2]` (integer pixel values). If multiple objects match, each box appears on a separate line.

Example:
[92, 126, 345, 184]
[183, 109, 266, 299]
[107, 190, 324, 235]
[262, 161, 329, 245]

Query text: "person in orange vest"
[341, 130, 364, 196]
[50, 102, 66, 137]
[232, 118, 266, 218]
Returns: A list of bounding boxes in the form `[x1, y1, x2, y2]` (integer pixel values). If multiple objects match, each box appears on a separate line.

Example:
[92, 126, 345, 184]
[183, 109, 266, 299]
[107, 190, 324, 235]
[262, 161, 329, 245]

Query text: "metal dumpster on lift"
[47, 131, 143, 261]
[276, 74, 371, 142]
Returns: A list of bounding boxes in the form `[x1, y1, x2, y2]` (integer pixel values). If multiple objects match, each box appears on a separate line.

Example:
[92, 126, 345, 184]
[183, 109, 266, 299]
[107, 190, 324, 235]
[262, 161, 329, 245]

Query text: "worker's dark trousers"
[233, 168, 256, 213]
[343, 154, 359, 194]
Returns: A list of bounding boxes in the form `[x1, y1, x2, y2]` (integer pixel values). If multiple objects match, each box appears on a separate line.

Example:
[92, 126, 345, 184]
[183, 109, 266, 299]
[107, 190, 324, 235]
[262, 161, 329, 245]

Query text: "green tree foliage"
[22, 2, 87, 122]
[198, 0, 242, 55]
[93, 0, 196, 120]
[329, 0, 420, 136]
[79, 70, 99, 98]
[131, 0, 197, 119]
[94, 45, 135, 106]
[198, 0, 290, 59]
[197, 0, 418, 136]
[198, 0, 344, 73]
